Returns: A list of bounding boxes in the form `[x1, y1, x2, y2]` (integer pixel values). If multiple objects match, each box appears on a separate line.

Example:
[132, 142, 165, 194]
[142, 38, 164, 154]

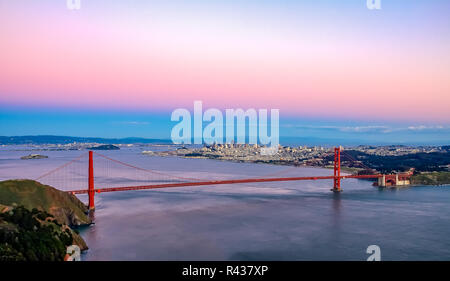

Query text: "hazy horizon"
[0, 134, 448, 146]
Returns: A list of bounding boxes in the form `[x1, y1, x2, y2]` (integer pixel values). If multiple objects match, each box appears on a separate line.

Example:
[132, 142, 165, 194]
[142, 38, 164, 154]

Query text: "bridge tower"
[333, 146, 341, 192]
[88, 151, 95, 210]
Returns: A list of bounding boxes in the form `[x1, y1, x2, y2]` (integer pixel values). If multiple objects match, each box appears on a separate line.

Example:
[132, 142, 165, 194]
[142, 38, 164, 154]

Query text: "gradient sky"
[0, 0, 449, 144]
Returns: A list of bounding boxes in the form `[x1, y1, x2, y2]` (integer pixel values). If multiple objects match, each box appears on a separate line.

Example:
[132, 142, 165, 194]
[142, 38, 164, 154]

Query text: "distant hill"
[411, 172, 450, 185]
[333, 150, 450, 173]
[87, 144, 120, 150]
[0, 135, 172, 145]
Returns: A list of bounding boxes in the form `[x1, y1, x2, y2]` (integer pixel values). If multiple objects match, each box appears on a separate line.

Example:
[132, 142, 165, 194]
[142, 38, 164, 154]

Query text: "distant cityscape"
[2, 135, 449, 176]
[146, 143, 450, 173]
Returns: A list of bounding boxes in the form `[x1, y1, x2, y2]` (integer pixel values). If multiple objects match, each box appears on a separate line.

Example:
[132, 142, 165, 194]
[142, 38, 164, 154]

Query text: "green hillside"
[411, 172, 450, 186]
[0, 180, 93, 260]
[0, 180, 91, 226]
[0, 206, 83, 261]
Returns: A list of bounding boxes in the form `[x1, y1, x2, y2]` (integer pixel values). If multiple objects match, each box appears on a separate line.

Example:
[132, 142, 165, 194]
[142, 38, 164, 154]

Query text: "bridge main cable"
[92, 151, 209, 182]
[35, 152, 89, 181]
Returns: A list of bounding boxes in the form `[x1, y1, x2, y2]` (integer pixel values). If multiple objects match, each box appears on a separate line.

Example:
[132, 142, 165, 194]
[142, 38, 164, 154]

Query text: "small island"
[87, 144, 120, 150]
[20, 154, 48, 160]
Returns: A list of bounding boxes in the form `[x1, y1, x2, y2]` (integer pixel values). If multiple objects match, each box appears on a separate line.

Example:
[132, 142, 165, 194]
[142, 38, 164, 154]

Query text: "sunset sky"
[0, 0, 449, 144]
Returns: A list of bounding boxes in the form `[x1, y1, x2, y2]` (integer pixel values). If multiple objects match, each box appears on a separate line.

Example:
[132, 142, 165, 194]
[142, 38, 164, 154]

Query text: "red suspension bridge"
[35, 147, 412, 210]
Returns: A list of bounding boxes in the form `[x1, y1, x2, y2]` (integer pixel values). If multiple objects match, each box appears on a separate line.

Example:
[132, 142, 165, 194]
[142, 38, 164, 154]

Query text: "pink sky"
[1, 1, 449, 122]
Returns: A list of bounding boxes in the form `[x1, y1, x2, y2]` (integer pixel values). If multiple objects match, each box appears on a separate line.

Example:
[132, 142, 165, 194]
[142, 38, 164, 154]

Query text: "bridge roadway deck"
[68, 174, 386, 194]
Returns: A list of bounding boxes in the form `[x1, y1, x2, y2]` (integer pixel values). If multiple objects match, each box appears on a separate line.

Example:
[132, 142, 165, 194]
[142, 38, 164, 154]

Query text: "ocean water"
[1, 146, 449, 261]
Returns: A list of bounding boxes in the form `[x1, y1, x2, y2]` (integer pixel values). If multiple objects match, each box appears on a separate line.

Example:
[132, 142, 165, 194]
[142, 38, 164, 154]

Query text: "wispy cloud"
[282, 124, 450, 134]
[407, 125, 446, 131]
[339, 126, 389, 133]
[113, 121, 150, 126]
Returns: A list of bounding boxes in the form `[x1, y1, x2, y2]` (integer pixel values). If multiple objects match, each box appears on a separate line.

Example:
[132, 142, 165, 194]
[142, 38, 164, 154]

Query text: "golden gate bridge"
[35, 147, 412, 210]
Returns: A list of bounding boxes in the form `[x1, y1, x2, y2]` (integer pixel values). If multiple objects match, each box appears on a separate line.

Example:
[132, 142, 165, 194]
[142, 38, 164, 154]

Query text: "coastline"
[144, 148, 450, 187]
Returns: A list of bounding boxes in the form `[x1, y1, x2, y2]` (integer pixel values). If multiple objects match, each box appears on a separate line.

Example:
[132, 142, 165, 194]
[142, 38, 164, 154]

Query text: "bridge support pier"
[332, 146, 341, 192]
[88, 151, 95, 210]
[378, 175, 386, 187]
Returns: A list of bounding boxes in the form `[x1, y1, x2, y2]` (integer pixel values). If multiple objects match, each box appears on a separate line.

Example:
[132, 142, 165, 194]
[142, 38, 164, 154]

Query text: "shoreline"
[145, 150, 450, 187]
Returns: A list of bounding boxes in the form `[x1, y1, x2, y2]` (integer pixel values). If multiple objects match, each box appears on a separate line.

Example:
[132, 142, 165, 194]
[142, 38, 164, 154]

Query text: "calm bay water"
[1, 146, 450, 260]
